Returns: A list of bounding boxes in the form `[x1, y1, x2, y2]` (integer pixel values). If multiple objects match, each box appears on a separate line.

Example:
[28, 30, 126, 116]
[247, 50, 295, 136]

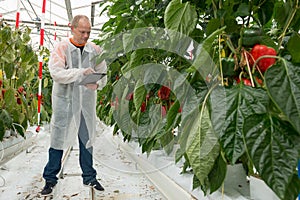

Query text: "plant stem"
[278, 0, 299, 50]
[252, 55, 283, 74]
[244, 51, 255, 87]
[219, 35, 224, 86]
[211, 0, 218, 19]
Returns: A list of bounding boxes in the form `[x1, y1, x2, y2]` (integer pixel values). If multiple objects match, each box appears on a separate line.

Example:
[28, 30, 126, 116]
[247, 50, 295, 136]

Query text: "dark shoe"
[41, 181, 56, 196]
[83, 180, 104, 191]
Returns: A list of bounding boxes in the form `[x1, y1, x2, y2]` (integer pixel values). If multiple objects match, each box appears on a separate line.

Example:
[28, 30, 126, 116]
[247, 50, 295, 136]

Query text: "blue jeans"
[42, 115, 97, 185]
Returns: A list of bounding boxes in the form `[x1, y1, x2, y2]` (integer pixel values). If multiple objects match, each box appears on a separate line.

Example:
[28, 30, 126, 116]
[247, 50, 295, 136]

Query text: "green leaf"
[260, 35, 277, 50]
[257, 0, 274, 25]
[206, 18, 220, 36]
[235, 3, 250, 17]
[283, 173, 300, 200]
[265, 61, 300, 133]
[224, 16, 239, 34]
[143, 63, 165, 86]
[291, 9, 300, 32]
[185, 106, 220, 185]
[164, 0, 197, 35]
[287, 33, 300, 63]
[113, 80, 133, 134]
[2, 50, 16, 64]
[1, 26, 12, 42]
[0, 109, 13, 128]
[137, 105, 163, 144]
[207, 154, 227, 193]
[109, 0, 130, 15]
[0, 119, 4, 141]
[243, 114, 299, 200]
[210, 85, 269, 164]
[4, 88, 16, 108]
[158, 129, 175, 155]
[133, 79, 147, 111]
[20, 45, 34, 63]
[12, 123, 25, 138]
[22, 27, 31, 43]
[165, 100, 180, 132]
[192, 175, 201, 190]
[4, 63, 15, 79]
[192, 27, 226, 79]
[274, 1, 292, 28]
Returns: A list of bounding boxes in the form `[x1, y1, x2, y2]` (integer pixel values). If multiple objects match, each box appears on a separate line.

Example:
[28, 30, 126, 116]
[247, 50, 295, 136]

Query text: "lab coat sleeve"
[49, 42, 85, 84]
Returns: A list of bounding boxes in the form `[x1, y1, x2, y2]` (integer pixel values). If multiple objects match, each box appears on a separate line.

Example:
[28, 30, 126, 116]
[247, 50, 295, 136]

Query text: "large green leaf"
[243, 114, 299, 200]
[185, 106, 220, 185]
[287, 33, 300, 63]
[164, 0, 197, 36]
[265, 61, 300, 133]
[210, 85, 269, 163]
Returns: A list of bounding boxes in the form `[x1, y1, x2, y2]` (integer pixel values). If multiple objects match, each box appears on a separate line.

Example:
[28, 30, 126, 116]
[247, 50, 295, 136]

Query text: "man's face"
[72, 18, 91, 44]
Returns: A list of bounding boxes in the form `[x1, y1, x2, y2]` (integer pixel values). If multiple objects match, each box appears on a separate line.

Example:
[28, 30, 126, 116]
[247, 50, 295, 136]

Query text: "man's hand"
[83, 67, 95, 75]
[85, 83, 98, 90]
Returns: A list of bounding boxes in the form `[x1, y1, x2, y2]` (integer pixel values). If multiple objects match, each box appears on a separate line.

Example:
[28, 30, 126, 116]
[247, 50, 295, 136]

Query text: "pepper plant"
[0, 21, 51, 140]
[94, 0, 300, 199]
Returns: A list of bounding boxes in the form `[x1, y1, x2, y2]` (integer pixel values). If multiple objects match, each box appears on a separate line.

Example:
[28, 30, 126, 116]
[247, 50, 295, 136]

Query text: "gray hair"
[71, 15, 90, 28]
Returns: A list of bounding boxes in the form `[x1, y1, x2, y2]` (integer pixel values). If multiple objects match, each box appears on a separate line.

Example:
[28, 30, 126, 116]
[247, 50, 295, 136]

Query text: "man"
[41, 15, 107, 196]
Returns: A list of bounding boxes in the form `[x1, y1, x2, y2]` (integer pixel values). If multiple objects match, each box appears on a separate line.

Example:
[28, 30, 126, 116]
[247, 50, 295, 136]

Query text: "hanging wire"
[20, 0, 33, 20]
[27, 0, 40, 21]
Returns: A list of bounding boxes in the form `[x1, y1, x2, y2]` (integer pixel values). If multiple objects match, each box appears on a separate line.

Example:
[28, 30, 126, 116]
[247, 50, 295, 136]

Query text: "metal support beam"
[64, 0, 73, 22]
[91, 1, 102, 27]
[91, 4, 95, 26]
[2, 18, 100, 30]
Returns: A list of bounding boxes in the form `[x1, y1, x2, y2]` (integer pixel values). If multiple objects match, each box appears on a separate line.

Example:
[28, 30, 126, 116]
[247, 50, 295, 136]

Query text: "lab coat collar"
[67, 39, 94, 53]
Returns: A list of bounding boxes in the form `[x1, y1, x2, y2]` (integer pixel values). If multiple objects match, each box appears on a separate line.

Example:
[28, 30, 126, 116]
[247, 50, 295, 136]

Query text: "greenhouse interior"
[0, 0, 299, 199]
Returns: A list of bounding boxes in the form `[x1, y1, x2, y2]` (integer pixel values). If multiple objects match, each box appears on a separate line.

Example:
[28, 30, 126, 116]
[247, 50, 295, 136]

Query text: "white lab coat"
[48, 39, 107, 150]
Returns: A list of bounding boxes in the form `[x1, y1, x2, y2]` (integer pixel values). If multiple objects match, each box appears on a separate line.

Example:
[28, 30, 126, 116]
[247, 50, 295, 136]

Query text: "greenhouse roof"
[0, 0, 108, 50]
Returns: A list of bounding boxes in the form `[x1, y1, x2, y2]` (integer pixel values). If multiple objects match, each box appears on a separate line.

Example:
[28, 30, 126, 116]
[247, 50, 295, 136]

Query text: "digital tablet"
[78, 73, 106, 85]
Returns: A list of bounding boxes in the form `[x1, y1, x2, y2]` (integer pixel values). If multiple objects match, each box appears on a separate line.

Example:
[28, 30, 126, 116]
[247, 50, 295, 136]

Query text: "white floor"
[0, 123, 251, 200]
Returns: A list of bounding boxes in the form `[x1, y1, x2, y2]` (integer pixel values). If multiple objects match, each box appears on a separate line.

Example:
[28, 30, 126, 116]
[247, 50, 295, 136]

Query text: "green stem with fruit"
[244, 51, 255, 87]
[251, 55, 283, 75]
